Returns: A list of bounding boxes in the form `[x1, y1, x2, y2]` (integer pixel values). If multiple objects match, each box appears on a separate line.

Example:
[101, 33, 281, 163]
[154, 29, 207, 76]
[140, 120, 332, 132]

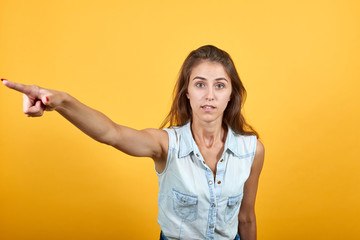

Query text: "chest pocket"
[172, 189, 198, 222]
[225, 193, 243, 223]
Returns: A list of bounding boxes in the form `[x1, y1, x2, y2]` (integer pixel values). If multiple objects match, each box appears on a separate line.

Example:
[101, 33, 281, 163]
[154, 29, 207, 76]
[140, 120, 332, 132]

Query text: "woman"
[1, 45, 264, 240]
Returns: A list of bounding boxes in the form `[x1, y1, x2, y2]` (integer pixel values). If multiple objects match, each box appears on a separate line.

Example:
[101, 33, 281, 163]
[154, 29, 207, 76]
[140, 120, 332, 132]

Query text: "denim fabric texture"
[160, 231, 241, 240]
[157, 122, 257, 240]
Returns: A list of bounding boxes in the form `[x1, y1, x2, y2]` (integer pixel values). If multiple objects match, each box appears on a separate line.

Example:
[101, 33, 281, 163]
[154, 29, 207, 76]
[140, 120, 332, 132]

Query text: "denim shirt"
[156, 122, 257, 240]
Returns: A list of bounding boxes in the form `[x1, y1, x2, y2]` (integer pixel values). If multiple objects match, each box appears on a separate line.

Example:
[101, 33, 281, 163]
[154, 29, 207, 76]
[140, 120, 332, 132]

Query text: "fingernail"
[1, 78, 6, 82]
[46, 97, 49, 102]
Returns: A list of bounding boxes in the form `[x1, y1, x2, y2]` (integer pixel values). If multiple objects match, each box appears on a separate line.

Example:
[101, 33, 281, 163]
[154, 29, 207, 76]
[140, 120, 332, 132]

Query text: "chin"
[196, 115, 223, 124]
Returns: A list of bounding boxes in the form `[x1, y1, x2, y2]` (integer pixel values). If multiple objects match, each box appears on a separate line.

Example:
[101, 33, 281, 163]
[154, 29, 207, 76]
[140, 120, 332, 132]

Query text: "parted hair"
[160, 45, 259, 139]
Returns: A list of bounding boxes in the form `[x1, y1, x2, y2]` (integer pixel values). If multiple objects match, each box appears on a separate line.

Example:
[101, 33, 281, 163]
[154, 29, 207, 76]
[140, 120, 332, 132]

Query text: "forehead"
[190, 60, 230, 79]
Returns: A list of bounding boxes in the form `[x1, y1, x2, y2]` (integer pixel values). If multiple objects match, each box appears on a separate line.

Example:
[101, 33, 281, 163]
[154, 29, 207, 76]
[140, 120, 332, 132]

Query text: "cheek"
[187, 89, 202, 102]
[221, 93, 232, 107]
[188, 97, 198, 108]
[187, 96, 203, 111]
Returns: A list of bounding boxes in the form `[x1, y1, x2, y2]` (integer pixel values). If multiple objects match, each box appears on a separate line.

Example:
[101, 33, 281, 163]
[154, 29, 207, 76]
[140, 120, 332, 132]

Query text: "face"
[186, 60, 232, 124]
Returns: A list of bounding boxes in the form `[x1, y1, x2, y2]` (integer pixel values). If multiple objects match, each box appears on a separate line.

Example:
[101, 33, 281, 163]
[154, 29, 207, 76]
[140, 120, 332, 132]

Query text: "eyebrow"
[192, 76, 228, 82]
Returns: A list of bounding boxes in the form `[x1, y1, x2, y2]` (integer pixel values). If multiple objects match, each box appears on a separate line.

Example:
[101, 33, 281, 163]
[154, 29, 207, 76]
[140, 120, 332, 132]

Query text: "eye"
[215, 83, 224, 89]
[196, 82, 205, 88]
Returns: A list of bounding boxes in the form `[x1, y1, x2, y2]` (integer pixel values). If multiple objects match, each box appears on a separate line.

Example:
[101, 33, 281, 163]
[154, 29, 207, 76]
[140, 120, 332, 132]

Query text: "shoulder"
[141, 128, 169, 159]
[142, 128, 169, 143]
[141, 125, 183, 155]
[255, 139, 265, 157]
[252, 139, 265, 173]
[161, 125, 184, 143]
[141, 128, 169, 140]
[229, 131, 258, 157]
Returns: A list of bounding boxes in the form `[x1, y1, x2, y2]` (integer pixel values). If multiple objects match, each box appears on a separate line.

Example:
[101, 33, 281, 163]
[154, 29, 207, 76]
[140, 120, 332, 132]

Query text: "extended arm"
[56, 92, 118, 144]
[238, 139, 265, 240]
[1, 79, 168, 162]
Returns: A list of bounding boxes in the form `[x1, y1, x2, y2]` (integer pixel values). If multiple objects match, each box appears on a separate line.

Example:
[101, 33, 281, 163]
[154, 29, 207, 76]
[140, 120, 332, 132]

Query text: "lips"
[201, 105, 216, 109]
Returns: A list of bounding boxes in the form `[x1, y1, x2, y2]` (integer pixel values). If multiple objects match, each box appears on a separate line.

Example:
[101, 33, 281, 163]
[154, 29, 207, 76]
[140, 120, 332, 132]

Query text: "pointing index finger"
[2, 79, 34, 95]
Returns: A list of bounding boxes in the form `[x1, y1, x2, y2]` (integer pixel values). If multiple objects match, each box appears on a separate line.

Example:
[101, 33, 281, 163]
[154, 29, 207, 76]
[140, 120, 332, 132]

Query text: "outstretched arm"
[1, 79, 168, 162]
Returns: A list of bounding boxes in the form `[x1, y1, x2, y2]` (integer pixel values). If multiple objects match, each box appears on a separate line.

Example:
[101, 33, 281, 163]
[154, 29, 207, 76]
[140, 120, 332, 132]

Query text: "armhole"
[249, 135, 258, 166]
[155, 128, 173, 176]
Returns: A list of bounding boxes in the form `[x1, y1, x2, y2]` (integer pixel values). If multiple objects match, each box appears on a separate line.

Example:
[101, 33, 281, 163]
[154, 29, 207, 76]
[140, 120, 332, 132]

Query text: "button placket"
[194, 152, 208, 169]
[205, 168, 217, 238]
[213, 154, 226, 200]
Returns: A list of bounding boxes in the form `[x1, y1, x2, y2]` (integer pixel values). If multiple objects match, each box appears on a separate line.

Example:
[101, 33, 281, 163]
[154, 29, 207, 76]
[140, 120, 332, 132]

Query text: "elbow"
[238, 214, 257, 235]
[98, 137, 113, 146]
[238, 214, 257, 239]
[98, 124, 118, 146]
[239, 217, 256, 226]
[238, 212, 256, 226]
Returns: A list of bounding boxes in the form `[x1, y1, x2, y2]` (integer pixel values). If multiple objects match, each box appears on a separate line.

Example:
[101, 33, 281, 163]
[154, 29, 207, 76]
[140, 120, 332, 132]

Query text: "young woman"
[1, 45, 265, 240]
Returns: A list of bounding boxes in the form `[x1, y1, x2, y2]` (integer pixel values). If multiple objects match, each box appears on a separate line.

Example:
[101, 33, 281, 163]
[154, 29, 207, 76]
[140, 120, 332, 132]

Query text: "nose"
[205, 87, 214, 101]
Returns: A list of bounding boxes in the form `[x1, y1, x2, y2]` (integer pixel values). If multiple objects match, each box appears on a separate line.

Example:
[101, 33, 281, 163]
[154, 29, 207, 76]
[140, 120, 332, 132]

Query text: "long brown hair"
[160, 45, 259, 139]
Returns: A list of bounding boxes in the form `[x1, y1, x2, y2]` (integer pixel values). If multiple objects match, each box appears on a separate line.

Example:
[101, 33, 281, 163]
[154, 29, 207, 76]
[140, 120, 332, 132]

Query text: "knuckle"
[30, 85, 40, 95]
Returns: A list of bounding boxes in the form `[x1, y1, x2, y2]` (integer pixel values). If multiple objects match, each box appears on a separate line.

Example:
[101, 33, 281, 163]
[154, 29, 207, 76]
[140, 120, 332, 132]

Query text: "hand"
[1, 79, 63, 117]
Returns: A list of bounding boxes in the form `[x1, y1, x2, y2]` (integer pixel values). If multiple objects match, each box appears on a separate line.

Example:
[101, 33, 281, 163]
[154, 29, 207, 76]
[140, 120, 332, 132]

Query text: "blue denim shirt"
[156, 122, 257, 240]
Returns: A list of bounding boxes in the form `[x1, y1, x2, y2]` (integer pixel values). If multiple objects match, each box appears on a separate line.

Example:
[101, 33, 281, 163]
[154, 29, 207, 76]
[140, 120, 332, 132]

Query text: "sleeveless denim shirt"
[156, 122, 257, 240]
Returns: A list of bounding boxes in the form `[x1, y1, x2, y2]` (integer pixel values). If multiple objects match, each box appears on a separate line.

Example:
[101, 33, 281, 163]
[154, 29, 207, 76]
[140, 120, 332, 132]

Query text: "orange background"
[1, 0, 359, 239]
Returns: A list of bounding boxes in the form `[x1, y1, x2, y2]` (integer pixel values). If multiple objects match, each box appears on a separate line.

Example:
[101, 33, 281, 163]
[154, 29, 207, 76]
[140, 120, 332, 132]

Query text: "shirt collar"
[178, 121, 241, 158]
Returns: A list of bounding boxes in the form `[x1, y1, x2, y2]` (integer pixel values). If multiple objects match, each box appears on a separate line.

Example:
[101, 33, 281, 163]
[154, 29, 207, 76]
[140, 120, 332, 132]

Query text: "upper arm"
[106, 124, 169, 161]
[238, 139, 265, 222]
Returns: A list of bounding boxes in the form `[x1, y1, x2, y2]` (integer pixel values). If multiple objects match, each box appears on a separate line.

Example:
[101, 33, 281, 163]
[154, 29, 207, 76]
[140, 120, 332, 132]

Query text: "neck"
[190, 118, 227, 148]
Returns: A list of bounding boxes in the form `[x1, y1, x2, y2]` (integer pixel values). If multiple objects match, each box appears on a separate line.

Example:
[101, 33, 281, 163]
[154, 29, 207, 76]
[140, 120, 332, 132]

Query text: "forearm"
[55, 92, 116, 144]
[238, 219, 257, 240]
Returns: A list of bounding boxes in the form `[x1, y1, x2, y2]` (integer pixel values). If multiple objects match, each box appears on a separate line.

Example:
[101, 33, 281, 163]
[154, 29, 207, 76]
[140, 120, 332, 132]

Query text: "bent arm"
[238, 139, 265, 240]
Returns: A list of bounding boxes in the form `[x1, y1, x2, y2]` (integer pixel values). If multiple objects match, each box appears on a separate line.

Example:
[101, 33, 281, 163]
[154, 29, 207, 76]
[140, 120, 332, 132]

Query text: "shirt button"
[196, 153, 199, 157]
[211, 203, 216, 207]
[220, 159, 224, 162]
[209, 224, 214, 229]
[217, 181, 222, 184]
[203, 161, 206, 164]
[208, 180, 213, 185]
[181, 198, 186, 203]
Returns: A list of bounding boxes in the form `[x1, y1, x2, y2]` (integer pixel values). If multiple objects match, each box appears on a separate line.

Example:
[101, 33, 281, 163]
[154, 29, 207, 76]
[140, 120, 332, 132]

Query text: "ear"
[186, 92, 189, 99]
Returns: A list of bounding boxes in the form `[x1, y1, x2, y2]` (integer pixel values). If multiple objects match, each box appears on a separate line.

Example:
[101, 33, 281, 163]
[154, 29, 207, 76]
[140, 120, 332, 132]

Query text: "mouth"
[201, 105, 216, 109]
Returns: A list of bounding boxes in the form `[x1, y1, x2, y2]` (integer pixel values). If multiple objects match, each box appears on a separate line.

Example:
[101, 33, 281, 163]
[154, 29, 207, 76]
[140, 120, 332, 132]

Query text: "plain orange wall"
[1, 0, 359, 239]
